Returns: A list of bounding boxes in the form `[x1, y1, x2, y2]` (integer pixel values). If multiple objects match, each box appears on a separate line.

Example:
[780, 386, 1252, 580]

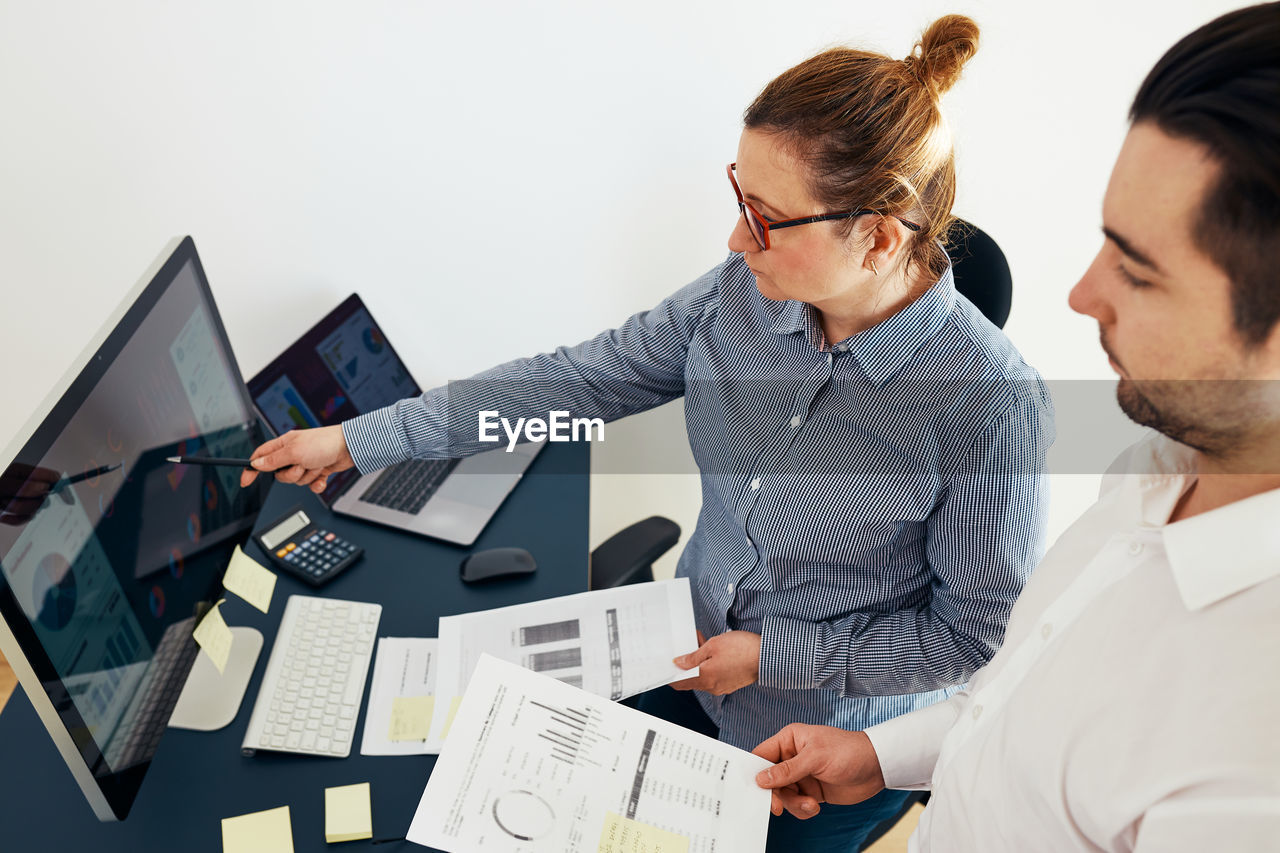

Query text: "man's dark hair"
[1130, 2, 1280, 345]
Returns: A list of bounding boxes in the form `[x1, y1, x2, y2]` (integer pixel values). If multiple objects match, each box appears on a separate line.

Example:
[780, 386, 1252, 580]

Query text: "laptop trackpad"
[433, 447, 532, 506]
[434, 472, 518, 506]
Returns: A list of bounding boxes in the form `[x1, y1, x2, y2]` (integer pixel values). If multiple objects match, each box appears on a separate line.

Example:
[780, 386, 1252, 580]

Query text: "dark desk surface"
[0, 442, 589, 852]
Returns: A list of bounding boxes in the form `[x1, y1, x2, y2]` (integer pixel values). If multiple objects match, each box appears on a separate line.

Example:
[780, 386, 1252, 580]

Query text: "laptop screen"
[246, 294, 420, 504]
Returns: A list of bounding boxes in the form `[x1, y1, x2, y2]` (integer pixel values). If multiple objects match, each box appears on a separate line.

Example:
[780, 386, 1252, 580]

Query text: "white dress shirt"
[866, 435, 1280, 851]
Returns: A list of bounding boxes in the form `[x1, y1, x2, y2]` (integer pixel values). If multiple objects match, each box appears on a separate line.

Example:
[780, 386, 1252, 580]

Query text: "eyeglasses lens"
[741, 204, 767, 250]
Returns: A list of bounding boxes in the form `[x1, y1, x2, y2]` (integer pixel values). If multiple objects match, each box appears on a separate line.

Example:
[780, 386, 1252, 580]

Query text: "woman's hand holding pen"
[239, 425, 355, 494]
[670, 630, 762, 696]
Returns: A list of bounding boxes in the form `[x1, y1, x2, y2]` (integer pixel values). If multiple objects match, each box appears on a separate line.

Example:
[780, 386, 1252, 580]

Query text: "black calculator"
[253, 505, 364, 587]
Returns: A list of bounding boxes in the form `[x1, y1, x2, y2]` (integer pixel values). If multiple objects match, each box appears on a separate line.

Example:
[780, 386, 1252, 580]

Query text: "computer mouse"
[460, 547, 537, 583]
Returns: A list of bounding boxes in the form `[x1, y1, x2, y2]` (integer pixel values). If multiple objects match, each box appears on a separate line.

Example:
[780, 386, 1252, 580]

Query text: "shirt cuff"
[343, 406, 413, 474]
[864, 692, 967, 791]
[758, 617, 819, 690]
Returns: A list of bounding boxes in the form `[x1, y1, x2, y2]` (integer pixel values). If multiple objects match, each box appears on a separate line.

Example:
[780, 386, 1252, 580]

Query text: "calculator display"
[259, 511, 310, 550]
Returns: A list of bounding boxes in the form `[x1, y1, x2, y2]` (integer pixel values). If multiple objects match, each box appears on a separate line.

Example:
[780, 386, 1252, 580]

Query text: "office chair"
[588, 218, 1011, 845]
[589, 515, 682, 590]
[946, 217, 1012, 329]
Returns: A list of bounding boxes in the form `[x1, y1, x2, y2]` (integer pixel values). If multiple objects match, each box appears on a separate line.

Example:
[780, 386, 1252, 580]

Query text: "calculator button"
[325, 532, 336, 542]
[276, 548, 288, 558]
[285, 542, 297, 552]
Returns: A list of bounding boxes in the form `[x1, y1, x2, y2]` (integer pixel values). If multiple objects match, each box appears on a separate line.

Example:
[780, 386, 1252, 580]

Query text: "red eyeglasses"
[728, 163, 921, 251]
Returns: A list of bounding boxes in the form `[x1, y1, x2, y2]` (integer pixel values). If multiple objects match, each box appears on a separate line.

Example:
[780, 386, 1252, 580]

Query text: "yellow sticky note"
[193, 599, 233, 674]
[597, 813, 689, 853]
[222, 804, 295, 853]
[439, 696, 463, 740]
[222, 545, 277, 614]
[388, 695, 434, 742]
[325, 782, 373, 843]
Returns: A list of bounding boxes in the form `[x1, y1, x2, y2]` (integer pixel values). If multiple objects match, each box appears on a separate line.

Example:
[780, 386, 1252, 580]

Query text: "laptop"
[246, 294, 541, 546]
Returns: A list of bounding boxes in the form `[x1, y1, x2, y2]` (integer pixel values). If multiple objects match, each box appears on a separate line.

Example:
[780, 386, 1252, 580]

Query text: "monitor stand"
[168, 626, 263, 731]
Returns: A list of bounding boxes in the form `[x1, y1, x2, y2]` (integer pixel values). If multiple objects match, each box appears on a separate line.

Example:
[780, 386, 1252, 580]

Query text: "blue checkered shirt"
[345, 253, 1053, 750]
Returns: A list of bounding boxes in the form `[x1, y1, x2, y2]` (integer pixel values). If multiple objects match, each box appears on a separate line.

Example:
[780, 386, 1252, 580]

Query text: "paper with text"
[361, 637, 443, 755]
[429, 579, 699, 743]
[598, 812, 690, 853]
[407, 655, 770, 853]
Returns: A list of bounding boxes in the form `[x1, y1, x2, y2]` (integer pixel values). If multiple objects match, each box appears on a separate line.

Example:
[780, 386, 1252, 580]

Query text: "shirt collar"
[769, 264, 958, 386]
[1125, 435, 1280, 610]
[1162, 480, 1280, 611]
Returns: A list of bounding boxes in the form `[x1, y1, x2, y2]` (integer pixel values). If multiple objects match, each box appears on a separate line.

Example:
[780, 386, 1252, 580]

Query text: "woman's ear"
[863, 217, 913, 275]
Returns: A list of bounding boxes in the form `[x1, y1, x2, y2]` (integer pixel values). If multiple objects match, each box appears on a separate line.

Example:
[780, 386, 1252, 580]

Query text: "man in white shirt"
[752, 4, 1280, 851]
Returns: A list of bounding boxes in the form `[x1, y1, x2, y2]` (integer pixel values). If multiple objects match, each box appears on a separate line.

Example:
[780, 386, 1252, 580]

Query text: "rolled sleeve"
[758, 617, 820, 689]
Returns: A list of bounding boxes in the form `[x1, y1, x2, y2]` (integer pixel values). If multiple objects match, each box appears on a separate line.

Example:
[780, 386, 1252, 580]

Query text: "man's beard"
[1115, 378, 1241, 456]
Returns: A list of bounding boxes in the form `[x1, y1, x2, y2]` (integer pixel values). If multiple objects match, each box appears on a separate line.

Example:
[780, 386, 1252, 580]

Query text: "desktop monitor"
[0, 236, 271, 821]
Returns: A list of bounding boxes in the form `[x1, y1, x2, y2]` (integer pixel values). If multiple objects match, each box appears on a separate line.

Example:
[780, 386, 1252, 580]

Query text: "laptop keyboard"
[359, 458, 459, 515]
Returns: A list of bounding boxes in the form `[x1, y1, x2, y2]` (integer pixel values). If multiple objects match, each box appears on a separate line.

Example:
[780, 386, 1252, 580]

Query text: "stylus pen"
[48, 463, 122, 495]
[166, 456, 256, 468]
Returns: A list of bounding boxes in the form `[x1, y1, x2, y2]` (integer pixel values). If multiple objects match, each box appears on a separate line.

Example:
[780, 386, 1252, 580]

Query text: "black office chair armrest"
[589, 516, 682, 590]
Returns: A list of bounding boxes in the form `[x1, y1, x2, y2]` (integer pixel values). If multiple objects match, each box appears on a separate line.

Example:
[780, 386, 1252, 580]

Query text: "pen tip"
[166, 457, 180, 463]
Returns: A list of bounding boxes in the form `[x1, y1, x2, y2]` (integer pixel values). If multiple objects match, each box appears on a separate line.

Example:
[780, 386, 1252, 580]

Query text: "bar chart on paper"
[408, 656, 771, 853]
[430, 579, 702, 747]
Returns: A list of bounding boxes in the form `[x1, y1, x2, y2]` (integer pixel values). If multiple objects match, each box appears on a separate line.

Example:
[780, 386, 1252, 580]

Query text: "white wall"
[0, 1, 1241, 575]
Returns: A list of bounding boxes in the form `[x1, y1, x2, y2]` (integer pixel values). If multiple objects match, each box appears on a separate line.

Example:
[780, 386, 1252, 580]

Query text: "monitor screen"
[246, 293, 419, 505]
[0, 236, 271, 820]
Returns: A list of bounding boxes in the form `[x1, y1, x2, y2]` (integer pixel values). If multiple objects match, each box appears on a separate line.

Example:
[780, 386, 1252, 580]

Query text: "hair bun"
[909, 14, 980, 96]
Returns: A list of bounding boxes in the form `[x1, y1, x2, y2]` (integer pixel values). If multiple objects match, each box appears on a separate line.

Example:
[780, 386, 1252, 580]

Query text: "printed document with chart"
[408, 655, 772, 853]
[429, 579, 700, 743]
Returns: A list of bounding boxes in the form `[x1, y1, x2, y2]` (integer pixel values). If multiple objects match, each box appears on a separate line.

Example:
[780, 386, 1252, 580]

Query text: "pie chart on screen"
[33, 553, 77, 631]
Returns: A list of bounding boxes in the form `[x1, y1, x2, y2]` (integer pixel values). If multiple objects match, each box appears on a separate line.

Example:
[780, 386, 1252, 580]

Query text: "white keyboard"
[241, 595, 381, 758]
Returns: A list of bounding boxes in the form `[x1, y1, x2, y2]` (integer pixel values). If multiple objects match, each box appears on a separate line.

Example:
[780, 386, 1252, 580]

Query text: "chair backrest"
[946, 218, 1012, 329]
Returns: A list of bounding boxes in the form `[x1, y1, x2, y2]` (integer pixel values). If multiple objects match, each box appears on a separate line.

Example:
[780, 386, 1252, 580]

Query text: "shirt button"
[1041, 623, 1053, 639]
[827, 353, 833, 365]
[726, 583, 734, 594]
[972, 704, 983, 720]
[750, 477, 761, 491]
[790, 415, 802, 428]
[1128, 541, 1144, 557]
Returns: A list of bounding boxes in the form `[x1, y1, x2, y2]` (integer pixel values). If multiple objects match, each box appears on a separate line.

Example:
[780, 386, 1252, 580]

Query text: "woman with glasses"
[242, 14, 1051, 850]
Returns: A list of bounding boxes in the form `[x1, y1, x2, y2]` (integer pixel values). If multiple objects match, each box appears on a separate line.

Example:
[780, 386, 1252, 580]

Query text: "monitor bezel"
[0, 235, 265, 821]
